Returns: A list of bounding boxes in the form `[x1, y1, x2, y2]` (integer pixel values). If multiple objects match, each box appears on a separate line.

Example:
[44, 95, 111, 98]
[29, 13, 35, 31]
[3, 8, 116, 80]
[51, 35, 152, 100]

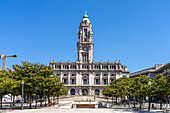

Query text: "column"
[89, 87, 92, 96]
[100, 72, 102, 84]
[79, 87, 82, 96]
[76, 72, 80, 85]
[60, 72, 63, 82]
[91, 73, 94, 85]
[107, 72, 110, 84]
[89, 73, 91, 85]
[68, 72, 71, 84]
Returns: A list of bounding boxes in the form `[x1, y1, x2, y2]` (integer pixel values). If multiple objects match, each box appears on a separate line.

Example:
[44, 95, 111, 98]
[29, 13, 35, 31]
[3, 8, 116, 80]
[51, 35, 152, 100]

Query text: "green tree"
[12, 61, 49, 108]
[151, 73, 168, 109]
[165, 70, 170, 107]
[36, 65, 54, 107]
[130, 75, 150, 109]
[102, 86, 114, 103]
[0, 70, 17, 109]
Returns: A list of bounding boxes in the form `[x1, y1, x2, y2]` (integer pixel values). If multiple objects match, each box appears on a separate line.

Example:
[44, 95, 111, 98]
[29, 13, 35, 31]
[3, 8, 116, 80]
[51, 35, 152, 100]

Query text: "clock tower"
[77, 12, 94, 63]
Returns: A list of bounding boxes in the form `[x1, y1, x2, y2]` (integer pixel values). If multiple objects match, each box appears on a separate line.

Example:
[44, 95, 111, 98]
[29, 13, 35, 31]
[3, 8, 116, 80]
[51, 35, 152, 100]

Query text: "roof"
[81, 11, 90, 23]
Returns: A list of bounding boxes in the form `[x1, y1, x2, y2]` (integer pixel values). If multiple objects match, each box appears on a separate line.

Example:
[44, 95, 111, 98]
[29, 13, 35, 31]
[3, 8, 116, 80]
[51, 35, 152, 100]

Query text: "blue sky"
[0, 0, 170, 72]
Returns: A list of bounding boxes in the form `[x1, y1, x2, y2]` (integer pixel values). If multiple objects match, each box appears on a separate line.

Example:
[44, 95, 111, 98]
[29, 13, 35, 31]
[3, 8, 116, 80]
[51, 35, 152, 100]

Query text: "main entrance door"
[82, 89, 88, 96]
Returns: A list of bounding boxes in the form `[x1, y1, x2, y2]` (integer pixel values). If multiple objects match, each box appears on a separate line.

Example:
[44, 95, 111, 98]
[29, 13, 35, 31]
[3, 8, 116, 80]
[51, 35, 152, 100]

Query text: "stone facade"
[50, 12, 129, 96]
[129, 62, 170, 79]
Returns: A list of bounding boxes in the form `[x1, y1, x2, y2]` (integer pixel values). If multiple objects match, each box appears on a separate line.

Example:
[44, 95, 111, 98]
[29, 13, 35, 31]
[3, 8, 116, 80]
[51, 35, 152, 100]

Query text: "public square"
[0, 0, 170, 113]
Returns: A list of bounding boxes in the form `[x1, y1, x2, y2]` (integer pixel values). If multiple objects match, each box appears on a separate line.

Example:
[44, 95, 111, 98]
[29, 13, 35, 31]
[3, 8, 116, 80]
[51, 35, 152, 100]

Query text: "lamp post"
[148, 81, 151, 111]
[21, 81, 24, 110]
[0, 52, 18, 70]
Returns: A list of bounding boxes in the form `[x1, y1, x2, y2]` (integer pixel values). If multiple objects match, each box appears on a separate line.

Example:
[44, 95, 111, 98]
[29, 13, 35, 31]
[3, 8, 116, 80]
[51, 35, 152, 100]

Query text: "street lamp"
[0, 52, 18, 70]
[148, 81, 151, 111]
[21, 80, 24, 110]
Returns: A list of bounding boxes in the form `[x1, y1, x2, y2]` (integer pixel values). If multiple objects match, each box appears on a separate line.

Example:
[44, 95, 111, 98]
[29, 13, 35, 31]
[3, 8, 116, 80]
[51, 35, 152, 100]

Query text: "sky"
[0, 0, 170, 73]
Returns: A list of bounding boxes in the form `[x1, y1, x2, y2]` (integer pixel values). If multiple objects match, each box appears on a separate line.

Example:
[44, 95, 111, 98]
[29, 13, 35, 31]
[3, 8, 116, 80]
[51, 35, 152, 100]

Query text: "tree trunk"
[0, 94, 2, 109]
[57, 95, 59, 104]
[40, 96, 42, 107]
[134, 95, 136, 108]
[124, 96, 126, 107]
[112, 97, 113, 104]
[139, 96, 142, 109]
[24, 94, 26, 103]
[166, 96, 168, 108]
[53, 96, 55, 105]
[160, 95, 162, 109]
[51, 96, 53, 105]
[45, 96, 47, 106]
[116, 97, 117, 105]
[48, 96, 50, 105]
[13, 95, 15, 106]
[128, 95, 130, 107]
[29, 95, 32, 109]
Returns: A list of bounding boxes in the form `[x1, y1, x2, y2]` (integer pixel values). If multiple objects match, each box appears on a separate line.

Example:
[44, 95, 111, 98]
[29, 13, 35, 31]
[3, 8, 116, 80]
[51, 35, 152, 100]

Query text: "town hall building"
[50, 12, 129, 96]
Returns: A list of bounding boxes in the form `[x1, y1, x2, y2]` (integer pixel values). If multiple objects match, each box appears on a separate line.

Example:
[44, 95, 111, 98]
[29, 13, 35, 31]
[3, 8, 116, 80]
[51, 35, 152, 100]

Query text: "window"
[64, 74, 67, 76]
[85, 20, 87, 25]
[83, 79, 87, 84]
[70, 89, 75, 95]
[72, 74, 74, 76]
[72, 79, 75, 84]
[96, 74, 99, 76]
[64, 79, 67, 84]
[111, 79, 114, 82]
[95, 89, 100, 95]
[96, 79, 99, 84]
[82, 53, 88, 62]
[103, 74, 106, 76]
[84, 29, 87, 37]
[103, 79, 107, 84]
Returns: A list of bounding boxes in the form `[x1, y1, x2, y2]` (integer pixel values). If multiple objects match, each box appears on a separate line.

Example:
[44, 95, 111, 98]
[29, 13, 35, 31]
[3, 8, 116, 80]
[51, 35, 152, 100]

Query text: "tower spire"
[77, 13, 94, 63]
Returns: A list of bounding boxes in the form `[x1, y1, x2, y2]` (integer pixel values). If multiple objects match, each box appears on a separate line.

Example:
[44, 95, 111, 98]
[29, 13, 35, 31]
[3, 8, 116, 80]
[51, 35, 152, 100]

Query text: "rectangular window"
[64, 79, 67, 84]
[96, 79, 99, 84]
[103, 79, 107, 84]
[72, 79, 75, 84]
[84, 29, 87, 37]
[83, 79, 87, 84]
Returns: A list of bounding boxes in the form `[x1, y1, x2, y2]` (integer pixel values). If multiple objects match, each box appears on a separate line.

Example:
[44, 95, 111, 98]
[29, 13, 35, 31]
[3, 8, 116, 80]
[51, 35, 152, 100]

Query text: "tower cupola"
[77, 12, 94, 63]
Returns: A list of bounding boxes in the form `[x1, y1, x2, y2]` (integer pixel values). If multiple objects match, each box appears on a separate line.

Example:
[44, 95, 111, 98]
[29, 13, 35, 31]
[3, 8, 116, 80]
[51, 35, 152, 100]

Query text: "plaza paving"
[1, 106, 168, 113]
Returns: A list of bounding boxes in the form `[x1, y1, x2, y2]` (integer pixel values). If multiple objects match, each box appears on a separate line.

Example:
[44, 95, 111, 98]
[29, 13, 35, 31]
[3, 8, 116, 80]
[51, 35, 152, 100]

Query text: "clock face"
[83, 47, 88, 51]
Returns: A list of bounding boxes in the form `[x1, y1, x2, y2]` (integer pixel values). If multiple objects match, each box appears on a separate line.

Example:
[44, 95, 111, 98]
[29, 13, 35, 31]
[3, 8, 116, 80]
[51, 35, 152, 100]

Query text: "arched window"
[95, 89, 100, 95]
[70, 89, 75, 95]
